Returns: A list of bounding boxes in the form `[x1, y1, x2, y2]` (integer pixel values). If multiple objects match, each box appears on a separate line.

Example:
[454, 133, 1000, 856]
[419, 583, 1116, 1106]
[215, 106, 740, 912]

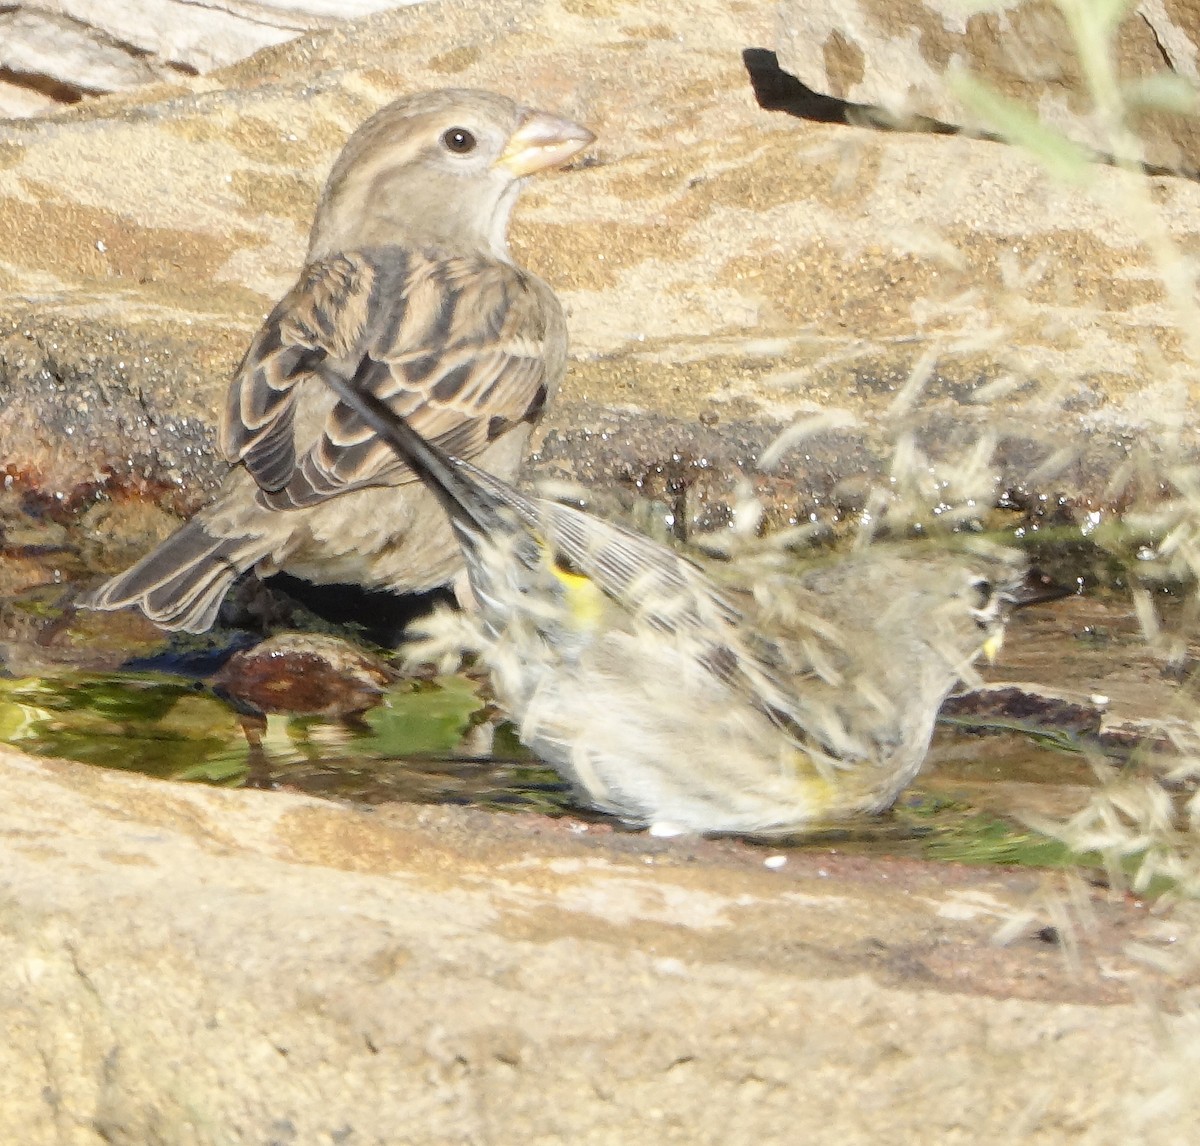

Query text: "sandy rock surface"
[1, 742, 1197, 1144]
[776, 0, 1200, 172]
[0, 0, 1198, 547]
[0, 1, 427, 117]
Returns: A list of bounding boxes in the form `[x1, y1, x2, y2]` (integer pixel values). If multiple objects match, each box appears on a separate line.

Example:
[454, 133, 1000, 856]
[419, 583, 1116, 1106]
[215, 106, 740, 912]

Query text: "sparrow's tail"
[79, 518, 269, 634]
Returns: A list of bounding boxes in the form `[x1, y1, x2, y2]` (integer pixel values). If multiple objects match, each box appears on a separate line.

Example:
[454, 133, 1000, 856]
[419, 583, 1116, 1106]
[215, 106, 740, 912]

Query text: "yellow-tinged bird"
[319, 371, 1064, 835]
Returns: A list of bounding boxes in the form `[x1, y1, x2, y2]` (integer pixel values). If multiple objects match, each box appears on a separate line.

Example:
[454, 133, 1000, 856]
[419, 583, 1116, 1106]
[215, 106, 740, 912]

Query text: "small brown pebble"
[212, 632, 398, 717]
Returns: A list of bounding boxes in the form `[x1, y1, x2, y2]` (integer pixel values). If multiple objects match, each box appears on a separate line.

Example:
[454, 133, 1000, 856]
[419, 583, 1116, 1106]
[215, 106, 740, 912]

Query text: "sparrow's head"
[881, 541, 1067, 673]
[308, 88, 594, 260]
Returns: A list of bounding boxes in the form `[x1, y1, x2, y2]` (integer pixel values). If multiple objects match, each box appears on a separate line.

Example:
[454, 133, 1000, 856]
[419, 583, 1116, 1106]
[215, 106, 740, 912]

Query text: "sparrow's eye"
[972, 578, 994, 611]
[441, 127, 477, 154]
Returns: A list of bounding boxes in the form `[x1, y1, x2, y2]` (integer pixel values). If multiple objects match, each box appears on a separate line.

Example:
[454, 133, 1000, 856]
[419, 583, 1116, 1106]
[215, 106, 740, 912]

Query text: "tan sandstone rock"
[776, 0, 1200, 173]
[0, 1, 428, 118]
[0, 0, 1197, 540]
[1, 742, 1197, 1144]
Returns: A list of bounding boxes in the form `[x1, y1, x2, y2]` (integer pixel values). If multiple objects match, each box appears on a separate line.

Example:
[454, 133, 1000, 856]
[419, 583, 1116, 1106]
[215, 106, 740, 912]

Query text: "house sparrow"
[315, 371, 1067, 836]
[82, 88, 594, 632]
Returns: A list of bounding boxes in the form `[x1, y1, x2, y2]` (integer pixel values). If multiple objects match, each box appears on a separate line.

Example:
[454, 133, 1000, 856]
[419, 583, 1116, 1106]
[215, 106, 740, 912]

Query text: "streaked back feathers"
[319, 370, 1051, 832]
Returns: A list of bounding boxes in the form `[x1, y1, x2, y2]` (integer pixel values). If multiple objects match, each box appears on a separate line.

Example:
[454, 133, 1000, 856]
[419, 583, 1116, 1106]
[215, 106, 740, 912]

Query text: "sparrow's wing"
[221, 247, 558, 509]
[525, 498, 866, 759]
[463, 474, 835, 740]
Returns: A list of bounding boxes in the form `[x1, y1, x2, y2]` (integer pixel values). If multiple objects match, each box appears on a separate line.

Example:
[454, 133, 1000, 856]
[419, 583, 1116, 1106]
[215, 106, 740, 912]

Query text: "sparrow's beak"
[495, 110, 595, 177]
[982, 628, 1006, 665]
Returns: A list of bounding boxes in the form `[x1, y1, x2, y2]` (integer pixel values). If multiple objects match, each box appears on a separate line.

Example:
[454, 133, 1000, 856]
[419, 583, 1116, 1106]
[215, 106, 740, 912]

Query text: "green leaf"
[1123, 72, 1200, 115]
[1056, 0, 1133, 41]
[947, 68, 1094, 183]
